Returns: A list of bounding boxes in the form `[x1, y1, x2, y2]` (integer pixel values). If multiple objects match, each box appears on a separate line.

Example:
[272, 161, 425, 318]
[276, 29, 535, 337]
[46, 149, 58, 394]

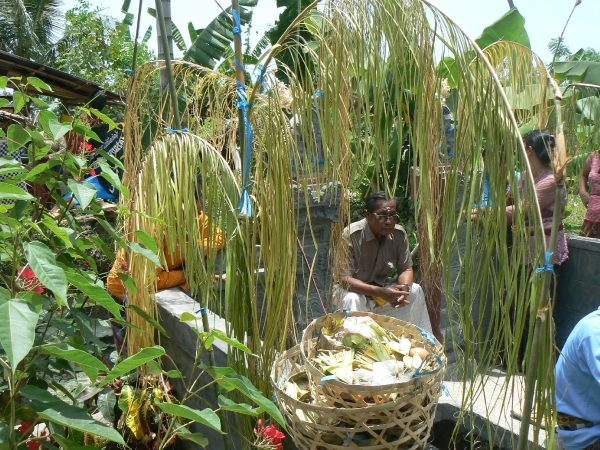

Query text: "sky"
[62, 0, 600, 64]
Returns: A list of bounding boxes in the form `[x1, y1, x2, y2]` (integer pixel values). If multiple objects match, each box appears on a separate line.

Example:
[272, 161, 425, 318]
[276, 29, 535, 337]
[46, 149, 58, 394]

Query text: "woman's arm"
[579, 157, 592, 207]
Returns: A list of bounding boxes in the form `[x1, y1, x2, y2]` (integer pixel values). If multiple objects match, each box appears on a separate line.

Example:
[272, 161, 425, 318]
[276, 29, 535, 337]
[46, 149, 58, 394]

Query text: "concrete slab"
[156, 288, 554, 450]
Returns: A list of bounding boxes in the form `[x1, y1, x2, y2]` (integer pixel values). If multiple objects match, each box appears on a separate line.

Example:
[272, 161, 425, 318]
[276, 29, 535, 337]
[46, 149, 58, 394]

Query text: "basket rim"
[299, 312, 446, 391]
[271, 344, 445, 414]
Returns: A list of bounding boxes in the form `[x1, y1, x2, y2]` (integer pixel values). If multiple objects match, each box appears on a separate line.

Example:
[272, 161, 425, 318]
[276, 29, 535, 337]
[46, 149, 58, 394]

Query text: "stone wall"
[554, 236, 600, 348]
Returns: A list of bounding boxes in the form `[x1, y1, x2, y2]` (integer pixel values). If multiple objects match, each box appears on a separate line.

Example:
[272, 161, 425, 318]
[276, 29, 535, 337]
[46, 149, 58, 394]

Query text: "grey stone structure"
[292, 183, 341, 334]
[554, 235, 600, 348]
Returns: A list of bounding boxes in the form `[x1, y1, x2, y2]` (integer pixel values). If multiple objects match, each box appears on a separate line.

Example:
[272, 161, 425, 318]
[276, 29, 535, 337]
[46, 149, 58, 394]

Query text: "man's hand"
[378, 284, 410, 308]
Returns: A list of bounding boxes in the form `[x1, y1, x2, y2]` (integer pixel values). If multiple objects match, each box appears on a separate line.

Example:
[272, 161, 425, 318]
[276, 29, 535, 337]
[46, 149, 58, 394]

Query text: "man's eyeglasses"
[372, 214, 400, 223]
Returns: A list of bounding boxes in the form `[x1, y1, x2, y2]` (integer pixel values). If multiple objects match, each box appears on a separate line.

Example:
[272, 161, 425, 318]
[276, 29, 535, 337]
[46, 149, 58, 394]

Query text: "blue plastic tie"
[124, 68, 135, 75]
[411, 354, 444, 381]
[231, 9, 242, 35]
[343, 309, 350, 317]
[417, 326, 437, 347]
[319, 375, 337, 385]
[315, 89, 324, 98]
[536, 251, 554, 273]
[234, 57, 245, 72]
[442, 384, 450, 396]
[165, 127, 189, 134]
[236, 84, 253, 217]
[257, 64, 266, 85]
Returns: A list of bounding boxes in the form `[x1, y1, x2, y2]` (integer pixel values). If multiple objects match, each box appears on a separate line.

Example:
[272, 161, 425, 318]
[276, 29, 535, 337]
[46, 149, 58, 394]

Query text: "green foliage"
[53, 0, 154, 93]
[0, 0, 63, 62]
[438, 8, 530, 89]
[0, 78, 288, 450]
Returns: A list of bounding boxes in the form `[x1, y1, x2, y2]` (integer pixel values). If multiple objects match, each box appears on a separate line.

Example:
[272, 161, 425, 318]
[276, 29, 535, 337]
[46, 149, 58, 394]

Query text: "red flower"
[254, 420, 285, 450]
[263, 425, 285, 448]
[88, 168, 97, 176]
[18, 420, 33, 434]
[27, 440, 41, 450]
[18, 267, 44, 293]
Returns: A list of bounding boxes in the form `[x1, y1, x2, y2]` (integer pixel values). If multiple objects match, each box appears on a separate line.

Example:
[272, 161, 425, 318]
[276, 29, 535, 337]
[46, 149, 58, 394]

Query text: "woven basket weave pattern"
[271, 312, 446, 450]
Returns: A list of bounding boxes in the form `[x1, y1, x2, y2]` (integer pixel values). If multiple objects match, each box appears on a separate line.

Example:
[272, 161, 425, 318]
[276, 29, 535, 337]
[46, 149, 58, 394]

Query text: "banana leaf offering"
[312, 316, 432, 385]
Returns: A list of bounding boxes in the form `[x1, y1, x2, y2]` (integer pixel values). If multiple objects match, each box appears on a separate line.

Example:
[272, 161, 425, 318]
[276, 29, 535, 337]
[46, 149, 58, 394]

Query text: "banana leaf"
[183, 5, 253, 69]
[553, 61, 600, 85]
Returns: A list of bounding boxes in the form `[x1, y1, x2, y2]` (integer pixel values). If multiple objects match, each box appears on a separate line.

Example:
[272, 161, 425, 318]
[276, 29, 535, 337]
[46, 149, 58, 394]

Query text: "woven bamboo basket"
[271, 344, 444, 450]
[300, 311, 445, 408]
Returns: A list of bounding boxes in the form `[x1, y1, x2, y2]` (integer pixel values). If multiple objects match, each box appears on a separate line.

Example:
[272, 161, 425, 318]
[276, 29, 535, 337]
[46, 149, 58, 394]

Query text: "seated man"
[555, 306, 600, 450]
[335, 191, 432, 333]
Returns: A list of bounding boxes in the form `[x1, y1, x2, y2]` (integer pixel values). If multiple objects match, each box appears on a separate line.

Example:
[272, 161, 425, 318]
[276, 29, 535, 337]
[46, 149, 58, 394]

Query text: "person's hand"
[580, 191, 590, 207]
[378, 285, 410, 308]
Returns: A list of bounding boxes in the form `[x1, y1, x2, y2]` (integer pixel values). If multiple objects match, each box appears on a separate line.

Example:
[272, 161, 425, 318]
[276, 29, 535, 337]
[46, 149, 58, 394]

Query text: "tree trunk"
[156, 0, 174, 93]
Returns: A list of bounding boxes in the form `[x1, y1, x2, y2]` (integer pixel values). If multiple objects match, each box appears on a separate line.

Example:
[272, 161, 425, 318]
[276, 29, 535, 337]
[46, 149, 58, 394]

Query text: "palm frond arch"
[120, 0, 568, 445]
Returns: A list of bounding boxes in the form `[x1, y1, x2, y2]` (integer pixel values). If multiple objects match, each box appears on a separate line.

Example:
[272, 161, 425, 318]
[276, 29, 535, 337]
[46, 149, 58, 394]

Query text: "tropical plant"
[0, 75, 284, 449]
[52, 0, 154, 95]
[0, 0, 63, 62]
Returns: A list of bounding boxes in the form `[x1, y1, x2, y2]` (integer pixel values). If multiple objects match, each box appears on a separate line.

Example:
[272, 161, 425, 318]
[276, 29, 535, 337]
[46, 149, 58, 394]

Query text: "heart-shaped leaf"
[67, 179, 97, 210]
[24, 241, 68, 305]
[0, 298, 39, 370]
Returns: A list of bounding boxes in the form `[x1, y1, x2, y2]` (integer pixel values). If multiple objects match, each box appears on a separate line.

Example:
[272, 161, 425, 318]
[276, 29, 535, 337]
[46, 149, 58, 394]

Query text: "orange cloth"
[107, 213, 225, 301]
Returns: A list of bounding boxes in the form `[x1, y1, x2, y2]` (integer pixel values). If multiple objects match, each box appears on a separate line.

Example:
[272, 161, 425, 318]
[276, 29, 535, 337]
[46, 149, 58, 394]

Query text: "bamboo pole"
[154, 0, 181, 130]
[231, 0, 246, 170]
[516, 77, 567, 450]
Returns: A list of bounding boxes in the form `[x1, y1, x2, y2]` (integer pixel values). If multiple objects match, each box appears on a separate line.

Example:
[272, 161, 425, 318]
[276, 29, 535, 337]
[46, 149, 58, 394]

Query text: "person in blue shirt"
[555, 307, 600, 450]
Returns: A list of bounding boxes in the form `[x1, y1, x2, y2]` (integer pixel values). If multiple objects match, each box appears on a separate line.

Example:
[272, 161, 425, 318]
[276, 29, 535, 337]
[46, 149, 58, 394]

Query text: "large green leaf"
[42, 345, 108, 382]
[211, 328, 255, 355]
[66, 270, 122, 317]
[129, 242, 162, 268]
[27, 76, 52, 92]
[97, 390, 116, 424]
[155, 403, 222, 432]
[437, 8, 530, 89]
[553, 61, 600, 85]
[52, 435, 97, 449]
[475, 8, 530, 50]
[128, 304, 168, 337]
[67, 179, 97, 210]
[217, 395, 261, 415]
[47, 120, 72, 141]
[134, 230, 158, 254]
[6, 124, 31, 154]
[183, 6, 253, 69]
[38, 402, 125, 444]
[0, 182, 34, 201]
[0, 297, 39, 370]
[577, 96, 600, 122]
[12, 91, 27, 113]
[41, 215, 75, 248]
[99, 346, 165, 387]
[172, 22, 187, 52]
[216, 374, 286, 428]
[24, 241, 68, 305]
[176, 428, 208, 447]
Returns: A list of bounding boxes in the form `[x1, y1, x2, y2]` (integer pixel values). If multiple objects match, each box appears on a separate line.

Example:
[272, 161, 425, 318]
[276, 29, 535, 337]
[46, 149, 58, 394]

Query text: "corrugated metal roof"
[0, 50, 123, 106]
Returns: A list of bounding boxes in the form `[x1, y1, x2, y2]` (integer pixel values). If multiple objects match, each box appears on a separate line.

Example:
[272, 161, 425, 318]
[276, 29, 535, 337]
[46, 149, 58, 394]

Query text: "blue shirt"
[555, 307, 600, 450]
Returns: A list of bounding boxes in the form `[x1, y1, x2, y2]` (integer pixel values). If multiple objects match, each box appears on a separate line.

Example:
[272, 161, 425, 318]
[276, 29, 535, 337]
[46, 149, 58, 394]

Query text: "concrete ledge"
[156, 288, 552, 450]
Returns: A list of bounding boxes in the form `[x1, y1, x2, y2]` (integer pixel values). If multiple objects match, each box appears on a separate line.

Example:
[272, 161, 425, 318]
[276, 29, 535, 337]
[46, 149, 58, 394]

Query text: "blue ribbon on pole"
[231, 9, 242, 35]
[257, 64, 266, 85]
[165, 127, 189, 134]
[536, 251, 554, 273]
